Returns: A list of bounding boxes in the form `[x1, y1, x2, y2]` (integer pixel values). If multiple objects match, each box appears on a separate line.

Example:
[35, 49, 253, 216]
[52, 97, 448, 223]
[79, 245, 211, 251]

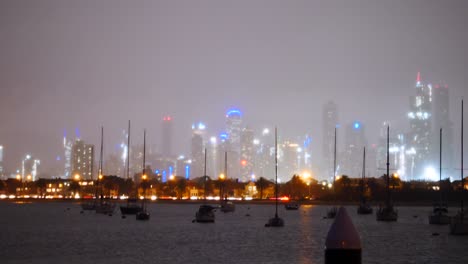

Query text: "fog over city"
[0, 0, 467, 180]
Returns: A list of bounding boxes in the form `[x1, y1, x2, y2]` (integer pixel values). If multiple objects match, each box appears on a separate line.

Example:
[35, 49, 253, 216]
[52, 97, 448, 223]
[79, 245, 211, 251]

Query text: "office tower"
[22, 154, 40, 181]
[71, 140, 94, 180]
[407, 72, 433, 178]
[342, 121, 367, 177]
[161, 116, 174, 158]
[240, 127, 254, 181]
[322, 101, 338, 179]
[225, 109, 242, 179]
[191, 122, 206, 179]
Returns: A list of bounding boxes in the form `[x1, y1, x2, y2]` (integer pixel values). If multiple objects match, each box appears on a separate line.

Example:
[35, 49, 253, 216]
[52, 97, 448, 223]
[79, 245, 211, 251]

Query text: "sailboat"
[357, 147, 373, 215]
[428, 128, 449, 225]
[136, 129, 150, 221]
[265, 127, 284, 227]
[449, 100, 468, 234]
[95, 126, 116, 215]
[195, 148, 216, 223]
[326, 127, 338, 219]
[220, 151, 235, 213]
[376, 125, 398, 221]
[120, 121, 143, 215]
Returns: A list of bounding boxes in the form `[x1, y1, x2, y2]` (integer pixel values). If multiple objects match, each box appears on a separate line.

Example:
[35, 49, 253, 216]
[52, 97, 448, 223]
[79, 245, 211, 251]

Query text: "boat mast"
[99, 126, 104, 199]
[142, 129, 146, 209]
[126, 120, 130, 179]
[461, 100, 464, 215]
[386, 125, 390, 207]
[204, 148, 207, 201]
[333, 127, 337, 190]
[439, 128, 443, 203]
[224, 151, 227, 200]
[275, 127, 279, 218]
[361, 147, 366, 199]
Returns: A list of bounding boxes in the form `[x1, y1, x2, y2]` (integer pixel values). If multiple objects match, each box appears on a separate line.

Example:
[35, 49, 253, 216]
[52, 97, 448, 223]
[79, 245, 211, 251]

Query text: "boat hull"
[265, 216, 284, 227]
[136, 211, 150, 221]
[450, 213, 468, 235]
[195, 205, 215, 223]
[428, 212, 450, 225]
[326, 207, 337, 219]
[285, 203, 300, 210]
[120, 205, 143, 215]
[95, 202, 116, 214]
[357, 205, 373, 215]
[376, 206, 398, 221]
[220, 202, 235, 213]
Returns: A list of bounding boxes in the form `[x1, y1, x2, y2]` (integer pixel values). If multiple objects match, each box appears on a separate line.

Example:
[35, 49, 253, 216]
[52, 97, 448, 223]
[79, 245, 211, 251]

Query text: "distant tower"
[226, 109, 242, 152]
[191, 122, 206, 179]
[22, 154, 40, 181]
[240, 127, 254, 181]
[407, 72, 433, 178]
[63, 130, 73, 178]
[322, 101, 338, 179]
[71, 140, 94, 180]
[432, 82, 454, 179]
[343, 121, 367, 177]
[161, 116, 174, 158]
[225, 109, 243, 179]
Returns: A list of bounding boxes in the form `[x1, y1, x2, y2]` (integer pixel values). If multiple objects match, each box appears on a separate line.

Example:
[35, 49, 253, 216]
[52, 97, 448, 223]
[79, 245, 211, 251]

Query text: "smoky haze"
[0, 0, 467, 176]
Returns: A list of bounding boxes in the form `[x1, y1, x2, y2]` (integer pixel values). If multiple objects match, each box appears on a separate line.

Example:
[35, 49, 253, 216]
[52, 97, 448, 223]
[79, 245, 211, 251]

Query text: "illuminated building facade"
[407, 72, 433, 178]
[71, 140, 94, 180]
[22, 154, 40, 181]
[191, 122, 206, 179]
[322, 101, 338, 180]
[225, 109, 242, 179]
[341, 121, 367, 177]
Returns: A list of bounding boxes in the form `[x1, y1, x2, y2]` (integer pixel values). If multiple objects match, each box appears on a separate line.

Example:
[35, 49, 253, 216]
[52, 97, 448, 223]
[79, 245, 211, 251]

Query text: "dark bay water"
[0, 202, 467, 264]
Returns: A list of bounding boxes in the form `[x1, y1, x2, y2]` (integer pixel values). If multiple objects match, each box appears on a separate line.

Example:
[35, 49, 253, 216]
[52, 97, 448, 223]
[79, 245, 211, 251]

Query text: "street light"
[74, 174, 80, 181]
[219, 173, 225, 180]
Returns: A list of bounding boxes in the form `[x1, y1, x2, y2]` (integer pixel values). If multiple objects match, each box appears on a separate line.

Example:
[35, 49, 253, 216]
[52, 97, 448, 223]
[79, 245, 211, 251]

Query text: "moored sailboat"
[376, 125, 397, 222]
[428, 128, 449, 225]
[95, 127, 116, 215]
[136, 129, 150, 221]
[449, 100, 468, 234]
[265, 127, 284, 227]
[220, 152, 235, 213]
[326, 127, 338, 219]
[357, 147, 373, 215]
[120, 121, 143, 215]
[195, 148, 215, 223]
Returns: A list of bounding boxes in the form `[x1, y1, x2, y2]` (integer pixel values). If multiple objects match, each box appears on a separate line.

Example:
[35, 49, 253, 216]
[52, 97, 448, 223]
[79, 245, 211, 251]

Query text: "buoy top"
[325, 207, 361, 250]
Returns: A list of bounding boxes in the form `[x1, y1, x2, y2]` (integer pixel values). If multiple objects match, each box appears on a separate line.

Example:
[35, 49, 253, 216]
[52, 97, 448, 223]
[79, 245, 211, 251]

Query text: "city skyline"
[1, 0, 467, 177]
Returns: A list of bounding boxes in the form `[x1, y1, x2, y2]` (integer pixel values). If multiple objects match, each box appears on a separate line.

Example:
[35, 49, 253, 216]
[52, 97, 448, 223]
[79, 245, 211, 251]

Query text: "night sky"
[1, 0, 467, 174]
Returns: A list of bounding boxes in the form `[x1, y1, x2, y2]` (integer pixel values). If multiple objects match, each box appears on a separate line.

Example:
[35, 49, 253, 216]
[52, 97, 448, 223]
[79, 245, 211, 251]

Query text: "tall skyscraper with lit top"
[161, 116, 174, 158]
[191, 122, 206, 179]
[225, 109, 242, 179]
[342, 121, 367, 177]
[407, 72, 433, 178]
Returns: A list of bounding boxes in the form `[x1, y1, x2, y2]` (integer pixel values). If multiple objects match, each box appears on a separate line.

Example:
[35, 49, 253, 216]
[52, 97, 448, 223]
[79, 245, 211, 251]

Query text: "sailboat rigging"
[265, 127, 284, 227]
[357, 147, 373, 215]
[136, 129, 150, 221]
[194, 148, 215, 223]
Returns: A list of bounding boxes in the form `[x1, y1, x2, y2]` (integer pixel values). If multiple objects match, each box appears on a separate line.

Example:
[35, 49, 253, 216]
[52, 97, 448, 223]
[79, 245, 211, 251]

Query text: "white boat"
[357, 147, 373, 215]
[265, 127, 284, 227]
[376, 125, 398, 222]
[449, 100, 468, 235]
[428, 128, 449, 225]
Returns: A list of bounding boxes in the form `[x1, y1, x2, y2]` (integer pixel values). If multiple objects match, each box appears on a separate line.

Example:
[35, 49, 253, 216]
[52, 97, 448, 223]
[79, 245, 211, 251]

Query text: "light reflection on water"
[0, 202, 467, 264]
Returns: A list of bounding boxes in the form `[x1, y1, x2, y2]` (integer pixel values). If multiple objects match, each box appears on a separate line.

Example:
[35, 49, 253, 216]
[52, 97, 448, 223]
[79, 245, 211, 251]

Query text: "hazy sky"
[1, 0, 467, 174]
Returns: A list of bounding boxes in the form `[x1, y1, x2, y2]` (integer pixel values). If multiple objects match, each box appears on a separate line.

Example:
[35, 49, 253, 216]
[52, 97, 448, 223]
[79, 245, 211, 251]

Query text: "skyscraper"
[161, 116, 173, 158]
[71, 139, 94, 180]
[407, 72, 433, 178]
[322, 101, 338, 179]
[342, 121, 367, 177]
[225, 109, 242, 179]
[432, 82, 454, 179]
[191, 122, 206, 179]
[240, 127, 254, 181]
